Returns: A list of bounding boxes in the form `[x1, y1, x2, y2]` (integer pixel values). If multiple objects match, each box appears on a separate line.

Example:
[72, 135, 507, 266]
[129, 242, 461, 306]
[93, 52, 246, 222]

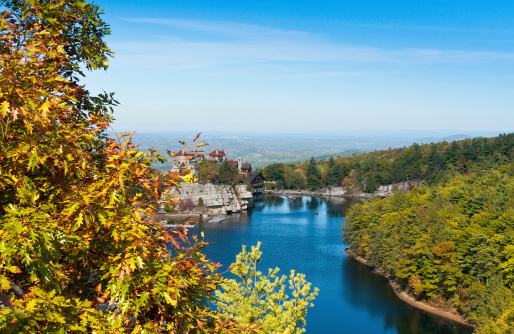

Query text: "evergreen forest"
[342, 135, 514, 333]
[261, 134, 514, 193]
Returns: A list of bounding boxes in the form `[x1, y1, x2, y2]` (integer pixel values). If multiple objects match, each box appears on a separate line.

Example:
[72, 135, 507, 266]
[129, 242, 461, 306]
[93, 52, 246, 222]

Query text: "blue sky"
[84, 0, 514, 134]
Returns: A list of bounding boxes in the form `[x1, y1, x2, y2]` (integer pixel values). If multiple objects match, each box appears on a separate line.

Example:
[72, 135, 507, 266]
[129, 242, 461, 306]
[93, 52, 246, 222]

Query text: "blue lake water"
[189, 195, 473, 334]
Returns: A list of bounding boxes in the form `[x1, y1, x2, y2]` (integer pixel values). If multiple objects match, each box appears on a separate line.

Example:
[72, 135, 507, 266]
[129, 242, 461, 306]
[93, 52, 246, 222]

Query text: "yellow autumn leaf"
[0, 101, 9, 117]
[39, 101, 50, 118]
[35, 30, 51, 35]
[162, 292, 177, 306]
[179, 173, 197, 184]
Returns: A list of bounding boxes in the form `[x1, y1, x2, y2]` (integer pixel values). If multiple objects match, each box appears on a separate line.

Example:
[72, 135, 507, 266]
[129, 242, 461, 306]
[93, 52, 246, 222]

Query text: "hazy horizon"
[114, 128, 508, 140]
[127, 129, 508, 169]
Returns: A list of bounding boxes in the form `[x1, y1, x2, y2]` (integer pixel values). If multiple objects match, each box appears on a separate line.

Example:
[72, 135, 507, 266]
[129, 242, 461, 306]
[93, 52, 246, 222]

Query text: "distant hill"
[124, 130, 502, 170]
[416, 134, 471, 144]
[313, 150, 363, 162]
[267, 132, 514, 193]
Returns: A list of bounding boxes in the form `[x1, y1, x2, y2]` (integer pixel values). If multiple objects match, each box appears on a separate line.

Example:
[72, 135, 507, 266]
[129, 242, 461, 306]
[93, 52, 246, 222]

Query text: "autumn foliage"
[0, 0, 244, 332]
[344, 169, 514, 332]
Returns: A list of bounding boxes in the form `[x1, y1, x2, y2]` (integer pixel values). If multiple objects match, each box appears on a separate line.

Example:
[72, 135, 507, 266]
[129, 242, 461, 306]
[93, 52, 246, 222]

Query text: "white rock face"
[373, 181, 421, 197]
[166, 183, 254, 214]
[235, 184, 254, 210]
[267, 181, 421, 198]
[321, 181, 420, 197]
[320, 187, 347, 196]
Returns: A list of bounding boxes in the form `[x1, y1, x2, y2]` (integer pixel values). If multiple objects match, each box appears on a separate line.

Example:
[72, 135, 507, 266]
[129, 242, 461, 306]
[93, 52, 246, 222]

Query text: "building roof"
[243, 172, 265, 184]
[228, 160, 238, 166]
[208, 149, 226, 157]
[241, 162, 251, 170]
[176, 150, 204, 160]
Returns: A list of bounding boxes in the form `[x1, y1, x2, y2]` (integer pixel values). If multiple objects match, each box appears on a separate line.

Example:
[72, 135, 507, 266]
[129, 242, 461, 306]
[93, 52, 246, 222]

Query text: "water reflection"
[306, 196, 321, 210]
[225, 211, 252, 223]
[185, 194, 473, 334]
[341, 256, 473, 334]
[324, 197, 345, 217]
[287, 197, 304, 211]
[253, 198, 265, 210]
[311, 196, 365, 217]
[263, 194, 284, 207]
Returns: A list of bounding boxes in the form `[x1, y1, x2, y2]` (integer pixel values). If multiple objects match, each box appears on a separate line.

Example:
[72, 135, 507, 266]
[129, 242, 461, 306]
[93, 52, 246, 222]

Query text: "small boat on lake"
[208, 216, 226, 223]
[280, 193, 298, 200]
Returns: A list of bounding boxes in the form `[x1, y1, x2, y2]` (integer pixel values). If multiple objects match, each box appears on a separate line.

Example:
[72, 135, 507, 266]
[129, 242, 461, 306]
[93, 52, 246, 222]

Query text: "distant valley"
[126, 130, 501, 169]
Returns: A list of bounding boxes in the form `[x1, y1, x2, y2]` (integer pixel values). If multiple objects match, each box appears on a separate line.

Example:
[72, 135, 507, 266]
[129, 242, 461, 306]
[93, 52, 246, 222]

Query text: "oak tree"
[0, 0, 244, 332]
[215, 242, 318, 334]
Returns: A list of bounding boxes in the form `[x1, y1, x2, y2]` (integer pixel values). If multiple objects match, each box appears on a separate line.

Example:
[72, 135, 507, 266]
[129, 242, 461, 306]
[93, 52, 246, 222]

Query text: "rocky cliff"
[166, 183, 254, 214]
[372, 180, 421, 197]
[267, 180, 422, 198]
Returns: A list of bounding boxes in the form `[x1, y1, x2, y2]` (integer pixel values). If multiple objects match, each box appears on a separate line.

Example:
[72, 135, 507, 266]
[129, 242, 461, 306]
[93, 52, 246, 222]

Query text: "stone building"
[208, 149, 227, 163]
[174, 149, 205, 168]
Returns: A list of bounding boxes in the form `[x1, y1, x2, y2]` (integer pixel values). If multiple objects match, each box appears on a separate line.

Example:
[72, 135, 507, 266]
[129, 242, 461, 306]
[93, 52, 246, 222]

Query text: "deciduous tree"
[0, 0, 242, 331]
[215, 242, 318, 334]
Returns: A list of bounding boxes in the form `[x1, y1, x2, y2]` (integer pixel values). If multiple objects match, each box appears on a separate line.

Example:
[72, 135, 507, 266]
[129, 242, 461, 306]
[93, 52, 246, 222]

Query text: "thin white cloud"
[111, 40, 514, 71]
[111, 18, 514, 71]
[124, 18, 314, 40]
[334, 21, 514, 35]
[275, 71, 380, 79]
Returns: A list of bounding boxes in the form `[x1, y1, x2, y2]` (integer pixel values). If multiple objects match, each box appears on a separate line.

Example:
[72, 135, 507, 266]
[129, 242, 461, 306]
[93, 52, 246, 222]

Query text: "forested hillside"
[262, 133, 514, 192]
[343, 148, 514, 332]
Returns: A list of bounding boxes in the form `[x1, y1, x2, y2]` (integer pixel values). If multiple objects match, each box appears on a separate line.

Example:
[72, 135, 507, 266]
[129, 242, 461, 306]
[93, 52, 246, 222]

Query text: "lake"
[189, 194, 473, 334]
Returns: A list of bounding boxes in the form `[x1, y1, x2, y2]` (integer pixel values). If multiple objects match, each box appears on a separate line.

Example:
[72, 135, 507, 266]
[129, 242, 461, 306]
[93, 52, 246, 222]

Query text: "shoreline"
[264, 189, 373, 199]
[264, 181, 421, 198]
[344, 248, 476, 329]
[162, 213, 202, 220]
